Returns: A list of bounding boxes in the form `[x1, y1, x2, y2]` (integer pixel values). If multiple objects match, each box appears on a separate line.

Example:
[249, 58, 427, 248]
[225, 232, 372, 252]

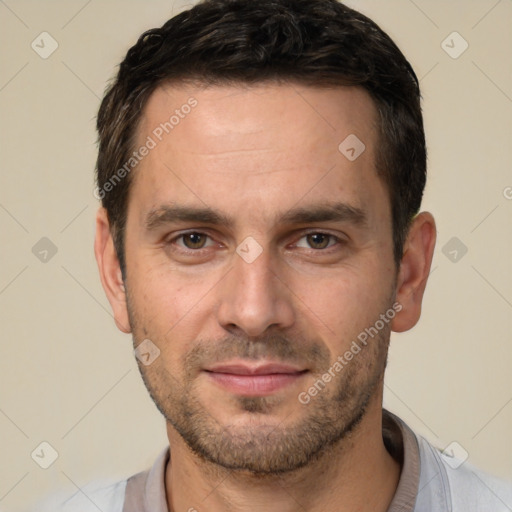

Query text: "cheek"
[127, 269, 182, 329]
[288, 264, 391, 342]
[128, 267, 218, 341]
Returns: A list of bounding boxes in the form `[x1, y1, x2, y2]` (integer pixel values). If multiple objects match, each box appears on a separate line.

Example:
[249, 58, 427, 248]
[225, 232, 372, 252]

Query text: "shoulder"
[37, 479, 126, 512]
[441, 454, 512, 511]
[417, 434, 512, 511]
[34, 447, 169, 512]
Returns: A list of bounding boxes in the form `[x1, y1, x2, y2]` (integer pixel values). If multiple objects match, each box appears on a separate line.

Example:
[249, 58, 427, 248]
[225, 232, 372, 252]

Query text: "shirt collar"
[383, 409, 421, 512]
[130, 409, 421, 512]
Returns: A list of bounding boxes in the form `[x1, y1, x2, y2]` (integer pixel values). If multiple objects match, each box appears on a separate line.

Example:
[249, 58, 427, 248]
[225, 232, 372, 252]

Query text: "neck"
[164, 398, 400, 512]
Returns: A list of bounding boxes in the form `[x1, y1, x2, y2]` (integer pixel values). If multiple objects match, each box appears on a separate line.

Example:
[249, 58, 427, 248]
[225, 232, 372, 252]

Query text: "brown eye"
[306, 233, 331, 249]
[182, 233, 208, 249]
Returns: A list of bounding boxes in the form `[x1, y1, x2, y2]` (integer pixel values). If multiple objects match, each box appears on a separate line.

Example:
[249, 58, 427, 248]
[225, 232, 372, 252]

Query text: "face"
[120, 83, 400, 474]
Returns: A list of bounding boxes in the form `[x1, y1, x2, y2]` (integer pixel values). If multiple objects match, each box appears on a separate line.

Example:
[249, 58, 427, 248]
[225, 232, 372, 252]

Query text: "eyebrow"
[145, 205, 232, 231]
[144, 202, 367, 231]
[279, 203, 367, 227]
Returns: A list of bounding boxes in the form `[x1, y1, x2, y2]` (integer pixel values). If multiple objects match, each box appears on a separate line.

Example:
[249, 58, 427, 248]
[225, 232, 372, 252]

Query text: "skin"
[95, 83, 436, 512]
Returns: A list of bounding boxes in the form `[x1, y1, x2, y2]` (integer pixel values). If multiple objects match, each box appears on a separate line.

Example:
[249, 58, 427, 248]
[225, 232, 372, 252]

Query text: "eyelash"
[171, 232, 217, 251]
[167, 230, 344, 253]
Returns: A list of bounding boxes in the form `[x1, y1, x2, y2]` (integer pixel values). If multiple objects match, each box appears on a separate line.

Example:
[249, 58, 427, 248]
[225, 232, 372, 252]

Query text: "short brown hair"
[96, 0, 426, 273]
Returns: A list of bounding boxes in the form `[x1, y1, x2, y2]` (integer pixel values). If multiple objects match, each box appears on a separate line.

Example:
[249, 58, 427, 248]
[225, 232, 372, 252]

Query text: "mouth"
[203, 361, 309, 396]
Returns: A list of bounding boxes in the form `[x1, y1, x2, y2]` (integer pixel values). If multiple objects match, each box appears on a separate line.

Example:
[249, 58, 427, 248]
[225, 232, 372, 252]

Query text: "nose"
[216, 242, 295, 338]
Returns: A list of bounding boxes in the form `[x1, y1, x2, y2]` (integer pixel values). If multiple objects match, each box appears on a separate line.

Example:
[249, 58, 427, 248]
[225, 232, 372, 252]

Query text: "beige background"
[0, 0, 511, 510]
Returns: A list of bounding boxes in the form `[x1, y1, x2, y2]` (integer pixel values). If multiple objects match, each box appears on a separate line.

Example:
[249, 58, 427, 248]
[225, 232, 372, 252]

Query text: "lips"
[206, 362, 304, 375]
[203, 361, 308, 396]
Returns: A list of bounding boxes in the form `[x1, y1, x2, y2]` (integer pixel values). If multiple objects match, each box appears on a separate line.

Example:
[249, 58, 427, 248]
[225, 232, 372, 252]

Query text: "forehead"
[131, 82, 386, 227]
[139, 81, 378, 152]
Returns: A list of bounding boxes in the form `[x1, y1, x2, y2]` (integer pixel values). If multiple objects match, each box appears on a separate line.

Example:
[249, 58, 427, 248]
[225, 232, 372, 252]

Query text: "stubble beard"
[127, 291, 392, 475]
[135, 339, 389, 475]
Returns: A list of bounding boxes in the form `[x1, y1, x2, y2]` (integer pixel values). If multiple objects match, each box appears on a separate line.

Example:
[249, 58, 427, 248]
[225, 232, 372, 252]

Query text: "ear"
[94, 208, 131, 333]
[391, 212, 436, 333]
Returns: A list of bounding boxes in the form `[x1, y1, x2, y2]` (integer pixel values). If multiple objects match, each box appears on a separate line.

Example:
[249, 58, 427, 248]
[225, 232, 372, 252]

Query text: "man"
[60, 0, 512, 510]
